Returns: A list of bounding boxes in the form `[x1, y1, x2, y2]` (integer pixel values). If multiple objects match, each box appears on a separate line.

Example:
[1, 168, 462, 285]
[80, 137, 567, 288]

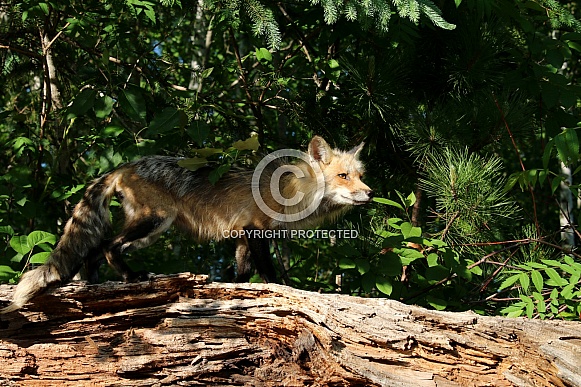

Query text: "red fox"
[1, 136, 372, 313]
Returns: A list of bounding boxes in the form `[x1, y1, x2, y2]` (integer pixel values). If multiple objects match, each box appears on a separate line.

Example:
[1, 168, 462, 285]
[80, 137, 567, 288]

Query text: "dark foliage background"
[1, 0, 581, 318]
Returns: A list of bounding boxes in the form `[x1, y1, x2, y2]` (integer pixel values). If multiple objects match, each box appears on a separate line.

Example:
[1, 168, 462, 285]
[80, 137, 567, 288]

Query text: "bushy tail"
[1, 172, 119, 313]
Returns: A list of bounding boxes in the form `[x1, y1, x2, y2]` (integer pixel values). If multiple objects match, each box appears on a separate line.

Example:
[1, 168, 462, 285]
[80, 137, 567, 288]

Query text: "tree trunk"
[559, 161, 575, 249]
[0, 273, 580, 387]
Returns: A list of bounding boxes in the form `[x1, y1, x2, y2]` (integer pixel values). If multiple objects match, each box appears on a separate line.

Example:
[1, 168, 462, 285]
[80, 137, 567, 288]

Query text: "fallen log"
[0, 273, 580, 386]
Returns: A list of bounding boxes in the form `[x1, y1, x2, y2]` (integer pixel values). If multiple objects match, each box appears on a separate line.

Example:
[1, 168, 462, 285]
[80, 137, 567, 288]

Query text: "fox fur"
[1, 136, 372, 313]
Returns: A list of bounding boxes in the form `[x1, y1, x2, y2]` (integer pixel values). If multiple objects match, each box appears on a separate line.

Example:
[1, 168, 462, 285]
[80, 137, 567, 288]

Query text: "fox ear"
[308, 136, 333, 164]
[348, 142, 365, 158]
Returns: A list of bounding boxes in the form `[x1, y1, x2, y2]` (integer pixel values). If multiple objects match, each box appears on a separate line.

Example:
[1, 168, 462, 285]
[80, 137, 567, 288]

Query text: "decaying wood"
[0, 273, 580, 386]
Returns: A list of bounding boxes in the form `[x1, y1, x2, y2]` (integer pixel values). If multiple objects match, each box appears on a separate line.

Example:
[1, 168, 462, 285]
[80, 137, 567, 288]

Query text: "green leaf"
[10, 235, 31, 255]
[101, 125, 124, 137]
[546, 49, 564, 69]
[377, 251, 403, 276]
[499, 273, 520, 290]
[507, 309, 525, 318]
[527, 169, 538, 187]
[400, 222, 421, 239]
[0, 225, 14, 236]
[232, 134, 260, 151]
[554, 128, 579, 165]
[426, 239, 447, 248]
[563, 255, 576, 266]
[504, 172, 520, 192]
[551, 175, 563, 194]
[10, 253, 24, 263]
[376, 276, 393, 295]
[355, 259, 370, 275]
[0, 265, 18, 282]
[148, 107, 187, 135]
[177, 157, 208, 171]
[208, 163, 231, 184]
[201, 67, 214, 78]
[545, 268, 568, 286]
[568, 41, 581, 52]
[118, 85, 147, 123]
[455, 264, 472, 280]
[30, 251, 51, 264]
[550, 288, 559, 305]
[532, 292, 547, 313]
[338, 257, 356, 269]
[194, 148, 223, 157]
[563, 32, 581, 41]
[538, 169, 547, 187]
[425, 265, 450, 282]
[187, 121, 210, 146]
[561, 283, 576, 299]
[520, 295, 534, 318]
[531, 270, 544, 292]
[386, 218, 403, 229]
[426, 253, 439, 267]
[395, 247, 424, 265]
[519, 272, 530, 291]
[542, 138, 554, 170]
[426, 295, 447, 310]
[11, 137, 34, 156]
[467, 260, 483, 275]
[542, 259, 563, 267]
[27, 231, 56, 247]
[326, 59, 341, 82]
[94, 95, 115, 119]
[373, 197, 404, 210]
[501, 304, 524, 318]
[68, 88, 97, 118]
[527, 262, 548, 269]
[144, 7, 156, 23]
[38, 2, 49, 15]
[562, 264, 580, 276]
[405, 191, 416, 207]
[255, 47, 272, 63]
[361, 272, 375, 293]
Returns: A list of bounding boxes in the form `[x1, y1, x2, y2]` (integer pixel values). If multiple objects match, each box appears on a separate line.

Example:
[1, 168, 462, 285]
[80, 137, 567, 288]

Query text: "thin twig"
[0, 44, 43, 58]
[42, 22, 71, 54]
[478, 249, 518, 293]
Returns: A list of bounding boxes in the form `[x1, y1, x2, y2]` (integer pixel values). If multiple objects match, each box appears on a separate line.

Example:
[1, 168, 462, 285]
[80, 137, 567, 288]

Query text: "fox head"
[308, 136, 373, 206]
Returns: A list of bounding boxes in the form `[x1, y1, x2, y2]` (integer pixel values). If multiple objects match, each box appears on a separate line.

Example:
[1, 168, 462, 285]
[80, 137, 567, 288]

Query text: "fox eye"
[338, 173, 348, 179]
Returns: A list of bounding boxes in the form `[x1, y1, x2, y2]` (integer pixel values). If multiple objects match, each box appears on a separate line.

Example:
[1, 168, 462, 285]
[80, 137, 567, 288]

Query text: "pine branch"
[417, 0, 456, 30]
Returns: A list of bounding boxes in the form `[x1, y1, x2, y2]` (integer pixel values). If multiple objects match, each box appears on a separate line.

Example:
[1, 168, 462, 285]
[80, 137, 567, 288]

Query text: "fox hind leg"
[249, 236, 277, 283]
[104, 215, 174, 282]
[85, 248, 105, 283]
[234, 238, 252, 283]
[235, 227, 278, 284]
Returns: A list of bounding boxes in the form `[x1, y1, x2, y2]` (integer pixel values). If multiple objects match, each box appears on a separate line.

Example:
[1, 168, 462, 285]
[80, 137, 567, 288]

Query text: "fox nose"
[366, 190, 374, 199]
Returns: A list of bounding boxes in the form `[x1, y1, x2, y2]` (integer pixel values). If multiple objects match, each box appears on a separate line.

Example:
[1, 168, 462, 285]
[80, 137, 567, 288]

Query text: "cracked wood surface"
[0, 273, 580, 386]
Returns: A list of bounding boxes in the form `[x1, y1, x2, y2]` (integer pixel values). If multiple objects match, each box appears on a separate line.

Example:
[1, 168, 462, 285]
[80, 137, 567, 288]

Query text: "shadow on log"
[1, 273, 580, 386]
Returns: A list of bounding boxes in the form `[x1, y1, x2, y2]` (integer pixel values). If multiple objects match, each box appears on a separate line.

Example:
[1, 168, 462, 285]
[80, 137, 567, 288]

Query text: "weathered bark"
[0, 273, 580, 387]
